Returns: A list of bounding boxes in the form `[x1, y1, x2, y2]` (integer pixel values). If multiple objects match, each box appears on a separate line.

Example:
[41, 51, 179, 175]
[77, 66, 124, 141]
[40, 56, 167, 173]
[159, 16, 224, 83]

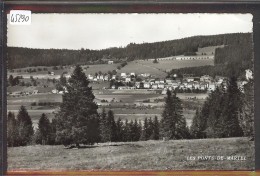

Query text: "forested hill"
[7, 33, 252, 69]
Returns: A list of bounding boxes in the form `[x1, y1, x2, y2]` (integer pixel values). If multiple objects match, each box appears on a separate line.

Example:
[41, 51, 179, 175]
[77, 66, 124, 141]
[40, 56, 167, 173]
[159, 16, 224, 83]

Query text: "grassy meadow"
[136, 59, 214, 73]
[8, 137, 254, 171]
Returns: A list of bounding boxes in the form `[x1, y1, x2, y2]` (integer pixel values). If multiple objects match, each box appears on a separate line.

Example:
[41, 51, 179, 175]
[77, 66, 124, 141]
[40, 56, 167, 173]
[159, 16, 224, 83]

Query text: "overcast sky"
[7, 13, 253, 50]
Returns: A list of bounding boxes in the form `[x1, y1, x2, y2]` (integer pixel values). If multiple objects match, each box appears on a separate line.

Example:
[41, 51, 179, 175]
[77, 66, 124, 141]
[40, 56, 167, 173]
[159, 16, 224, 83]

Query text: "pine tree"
[99, 108, 109, 142]
[220, 76, 244, 137]
[239, 79, 254, 137]
[141, 117, 149, 141]
[55, 65, 100, 147]
[115, 118, 124, 142]
[49, 118, 57, 145]
[190, 109, 200, 139]
[160, 90, 187, 139]
[37, 113, 51, 145]
[128, 120, 134, 141]
[17, 106, 34, 146]
[107, 110, 117, 142]
[148, 117, 154, 140]
[152, 116, 160, 140]
[7, 112, 18, 147]
[160, 90, 176, 139]
[205, 86, 226, 138]
[133, 119, 141, 141]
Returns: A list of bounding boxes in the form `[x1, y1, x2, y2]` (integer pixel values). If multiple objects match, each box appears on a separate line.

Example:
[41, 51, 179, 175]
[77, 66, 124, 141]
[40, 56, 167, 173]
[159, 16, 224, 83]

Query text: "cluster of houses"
[115, 74, 227, 92]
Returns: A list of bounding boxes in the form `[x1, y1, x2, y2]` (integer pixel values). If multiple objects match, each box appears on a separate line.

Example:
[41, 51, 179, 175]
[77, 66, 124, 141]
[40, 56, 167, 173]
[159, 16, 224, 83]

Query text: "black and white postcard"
[6, 13, 254, 171]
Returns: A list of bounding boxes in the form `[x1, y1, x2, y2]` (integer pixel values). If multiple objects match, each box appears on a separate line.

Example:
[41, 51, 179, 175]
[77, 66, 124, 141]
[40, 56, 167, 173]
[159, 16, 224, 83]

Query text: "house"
[193, 83, 200, 89]
[159, 80, 165, 84]
[158, 83, 165, 89]
[88, 74, 94, 80]
[179, 84, 185, 90]
[152, 84, 158, 89]
[186, 77, 194, 82]
[125, 77, 131, 82]
[121, 73, 127, 78]
[112, 75, 116, 80]
[215, 76, 226, 84]
[104, 75, 110, 81]
[11, 91, 22, 96]
[140, 73, 150, 77]
[118, 86, 128, 90]
[183, 81, 188, 86]
[130, 72, 135, 76]
[165, 85, 173, 90]
[32, 90, 39, 94]
[99, 75, 104, 81]
[186, 83, 193, 89]
[64, 74, 71, 79]
[50, 72, 55, 76]
[161, 89, 167, 95]
[144, 82, 150, 89]
[108, 60, 114, 64]
[199, 84, 207, 90]
[135, 82, 141, 88]
[208, 83, 216, 91]
[52, 89, 58, 94]
[155, 80, 160, 84]
[165, 79, 174, 84]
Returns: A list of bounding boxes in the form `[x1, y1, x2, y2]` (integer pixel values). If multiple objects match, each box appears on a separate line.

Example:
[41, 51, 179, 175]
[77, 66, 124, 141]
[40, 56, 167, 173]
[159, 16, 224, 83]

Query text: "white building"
[125, 77, 131, 82]
[108, 60, 114, 64]
[88, 74, 94, 80]
[158, 83, 165, 89]
[121, 73, 127, 78]
[144, 82, 150, 89]
[152, 84, 158, 89]
[208, 83, 216, 91]
[130, 72, 135, 76]
[175, 55, 214, 60]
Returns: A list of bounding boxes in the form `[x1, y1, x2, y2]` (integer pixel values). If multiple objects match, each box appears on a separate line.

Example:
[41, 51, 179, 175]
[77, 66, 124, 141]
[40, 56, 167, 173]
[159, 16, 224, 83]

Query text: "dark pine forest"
[8, 33, 253, 79]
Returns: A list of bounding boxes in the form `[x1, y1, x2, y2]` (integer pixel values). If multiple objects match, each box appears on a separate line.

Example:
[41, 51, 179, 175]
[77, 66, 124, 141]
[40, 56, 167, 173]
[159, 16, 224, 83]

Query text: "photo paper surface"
[6, 13, 254, 171]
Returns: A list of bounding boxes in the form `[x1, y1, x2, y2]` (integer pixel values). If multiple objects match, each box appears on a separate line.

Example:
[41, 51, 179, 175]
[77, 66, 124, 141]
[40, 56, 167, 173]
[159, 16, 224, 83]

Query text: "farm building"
[121, 73, 127, 78]
[175, 55, 214, 60]
[144, 82, 150, 89]
[108, 61, 114, 64]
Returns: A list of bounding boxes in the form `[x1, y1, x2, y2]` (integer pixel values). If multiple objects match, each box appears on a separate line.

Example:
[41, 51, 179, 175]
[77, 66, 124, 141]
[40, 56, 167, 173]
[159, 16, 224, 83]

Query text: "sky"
[7, 13, 253, 50]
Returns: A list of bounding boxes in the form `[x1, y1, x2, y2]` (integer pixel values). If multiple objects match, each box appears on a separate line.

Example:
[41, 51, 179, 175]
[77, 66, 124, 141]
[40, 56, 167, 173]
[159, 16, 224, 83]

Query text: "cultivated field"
[8, 137, 254, 171]
[7, 92, 206, 128]
[136, 59, 214, 73]
[117, 62, 168, 78]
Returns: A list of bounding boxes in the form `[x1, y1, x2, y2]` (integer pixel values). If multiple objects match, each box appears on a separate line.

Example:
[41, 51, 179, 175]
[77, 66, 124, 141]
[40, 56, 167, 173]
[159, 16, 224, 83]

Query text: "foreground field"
[8, 137, 254, 171]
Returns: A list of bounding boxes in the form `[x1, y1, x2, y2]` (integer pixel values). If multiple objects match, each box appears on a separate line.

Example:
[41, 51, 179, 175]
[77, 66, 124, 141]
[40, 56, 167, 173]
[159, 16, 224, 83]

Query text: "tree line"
[8, 33, 251, 69]
[190, 77, 254, 139]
